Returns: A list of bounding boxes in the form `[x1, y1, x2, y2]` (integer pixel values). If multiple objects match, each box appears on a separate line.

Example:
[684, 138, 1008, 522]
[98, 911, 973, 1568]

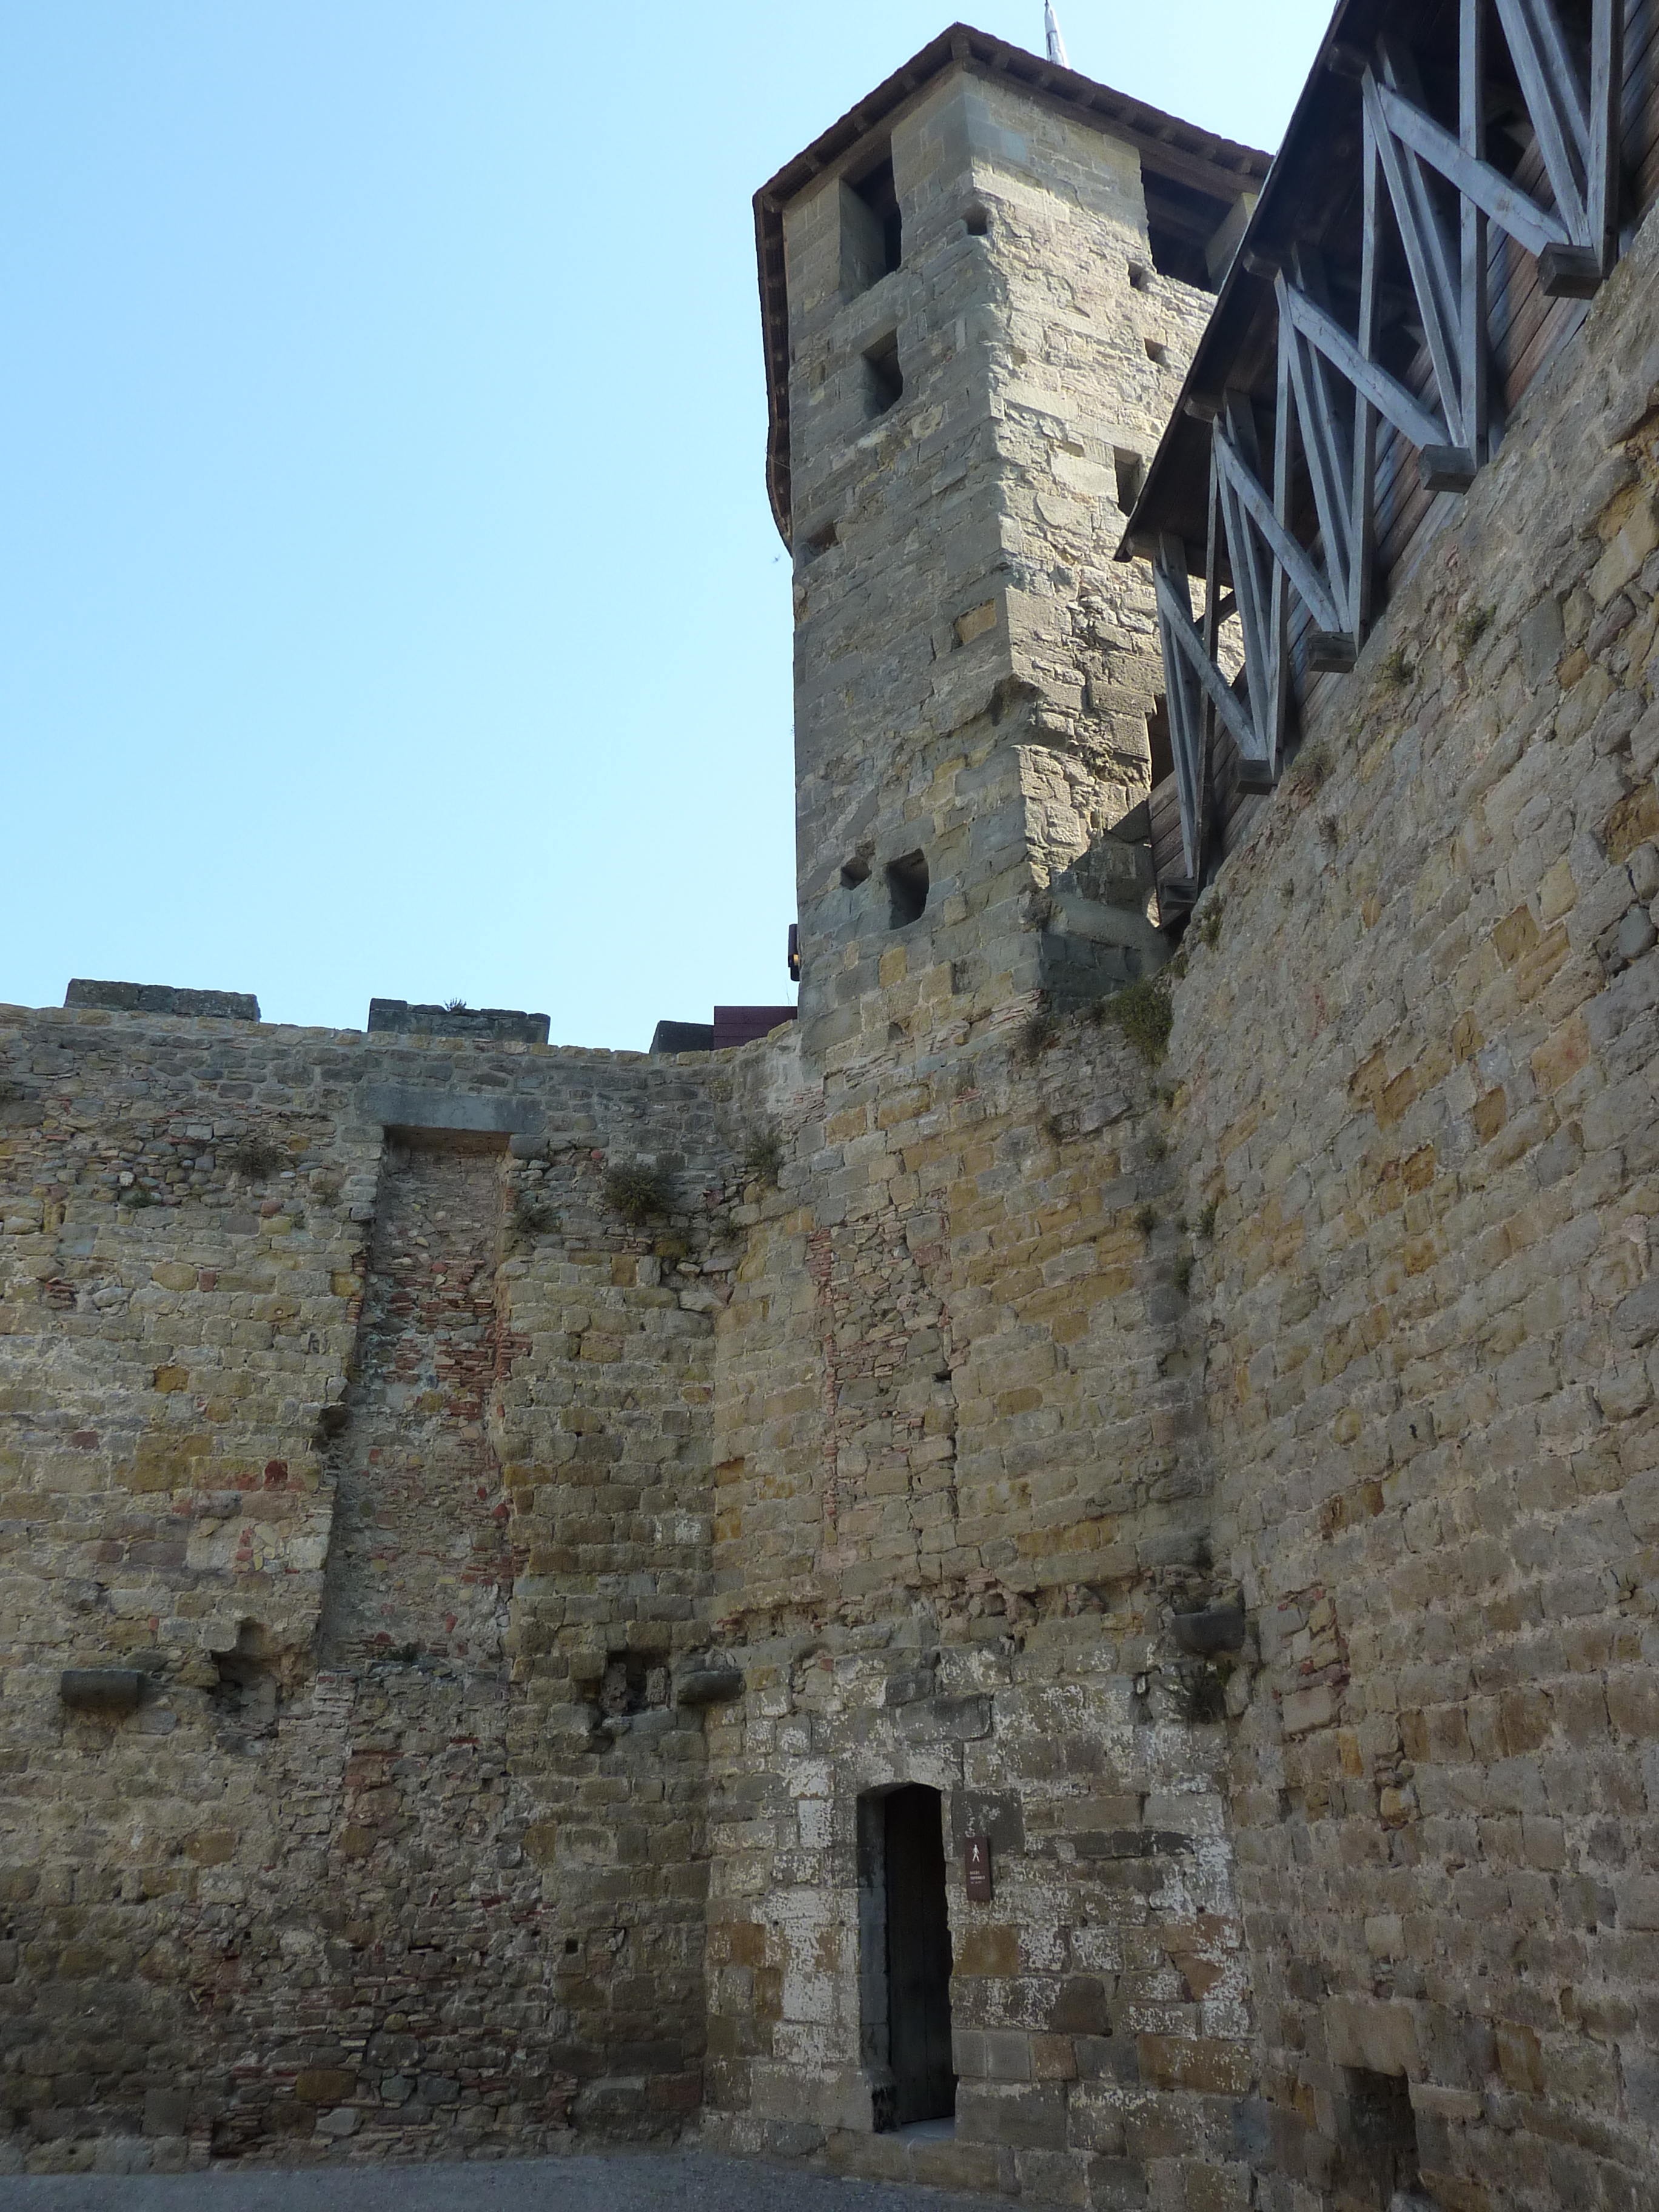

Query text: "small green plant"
[1101, 976, 1173, 1064]
[311, 1168, 344, 1205]
[515, 1193, 560, 1237]
[445, 997, 469, 1013]
[604, 1163, 674, 1226]
[1287, 742, 1330, 797]
[1041, 1111, 1070, 1145]
[742, 1127, 785, 1186]
[1015, 1002, 1060, 1064]
[1196, 900, 1224, 951]
[1456, 604, 1495, 655]
[1145, 1129, 1168, 1164]
[222, 1131, 289, 1179]
[1173, 1254, 1195, 1295]
[120, 1184, 157, 1210]
[1168, 1661, 1229, 1724]
[0, 1078, 23, 1102]
[1134, 1202, 1158, 1236]
[1381, 645, 1414, 689]
[1198, 1198, 1219, 1239]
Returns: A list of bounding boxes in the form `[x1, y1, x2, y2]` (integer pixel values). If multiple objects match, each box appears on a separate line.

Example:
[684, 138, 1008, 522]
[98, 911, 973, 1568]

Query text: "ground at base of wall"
[0, 2147, 1006, 2212]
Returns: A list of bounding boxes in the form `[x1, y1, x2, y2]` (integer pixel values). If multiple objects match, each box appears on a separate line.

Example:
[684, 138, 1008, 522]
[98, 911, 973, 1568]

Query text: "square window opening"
[1337, 2066, 1421, 2207]
[964, 200, 991, 237]
[886, 852, 928, 928]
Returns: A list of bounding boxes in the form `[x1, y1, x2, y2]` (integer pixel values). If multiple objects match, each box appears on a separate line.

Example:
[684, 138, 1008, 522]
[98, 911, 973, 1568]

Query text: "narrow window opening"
[964, 201, 991, 237]
[1144, 338, 1170, 366]
[841, 854, 873, 890]
[803, 519, 839, 560]
[1113, 447, 1146, 512]
[886, 852, 928, 928]
[863, 330, 904, 417]
[1147, 699, 1174, 788]
[1338, 2067, 1421, 2205]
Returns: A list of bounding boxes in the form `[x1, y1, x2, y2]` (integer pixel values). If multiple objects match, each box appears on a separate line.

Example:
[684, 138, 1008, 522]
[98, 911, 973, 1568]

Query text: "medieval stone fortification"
[4, 18, 1659, 2212]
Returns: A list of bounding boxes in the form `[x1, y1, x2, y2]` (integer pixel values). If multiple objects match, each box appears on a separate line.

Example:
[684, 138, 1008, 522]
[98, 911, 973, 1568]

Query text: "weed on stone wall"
[223, 1131, 289, 1179]
[1096, 976, 1173, 1062]
[742, 1127, 784, 1185]
[1455, 603, 1495, 655]
[1014, 1000, 1061, 1064]
[1287, 742, 1330, 799]
[1379, 644, 1414, 688]
[1198, 1198, 1219, 1239]
[603, 1163, 674, 1225]
[514, 1192, 560, 1237]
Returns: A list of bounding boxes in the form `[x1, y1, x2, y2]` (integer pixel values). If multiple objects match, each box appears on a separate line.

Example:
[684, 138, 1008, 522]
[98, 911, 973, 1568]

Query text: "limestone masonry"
[5, 16, 1659, 2212]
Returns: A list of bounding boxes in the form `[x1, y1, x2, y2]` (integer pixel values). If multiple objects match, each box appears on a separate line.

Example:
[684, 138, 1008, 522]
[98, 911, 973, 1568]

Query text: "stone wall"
[0, 1010, 756, 2170]
[1157, 201, 1659, 2212]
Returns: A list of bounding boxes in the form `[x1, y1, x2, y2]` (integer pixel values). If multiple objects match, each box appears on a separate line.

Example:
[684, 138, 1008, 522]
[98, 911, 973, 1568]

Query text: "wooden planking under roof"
[752, 22, 1271, 546]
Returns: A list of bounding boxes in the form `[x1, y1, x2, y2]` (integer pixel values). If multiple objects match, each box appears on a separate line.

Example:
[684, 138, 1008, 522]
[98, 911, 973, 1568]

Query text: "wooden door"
[884, 1785, 956, 2125]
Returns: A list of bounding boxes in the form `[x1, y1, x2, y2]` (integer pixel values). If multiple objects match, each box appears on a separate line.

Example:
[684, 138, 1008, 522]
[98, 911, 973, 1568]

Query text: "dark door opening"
[884, 1785, 956, 2125]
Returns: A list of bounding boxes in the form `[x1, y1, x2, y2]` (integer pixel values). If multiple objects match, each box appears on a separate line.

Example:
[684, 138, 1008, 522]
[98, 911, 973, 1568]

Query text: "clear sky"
[1, 1, 1333, 1048]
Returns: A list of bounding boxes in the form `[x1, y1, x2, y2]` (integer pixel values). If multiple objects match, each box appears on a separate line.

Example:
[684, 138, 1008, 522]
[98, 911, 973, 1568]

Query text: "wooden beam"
[1460, 0, 1489, 464]
[1155, 555, 1261, 763]
[1216, 397, 1278, 760]
[1493, 0, 1588, 240]
[1279, 277, 1447, 454]
[1215, 417, 1344, 636]
[1349, 126, 1381, 640]
[1154, 538, 1210, 882]
[1372, 75, 1567, 257]
[1364, 62, 1465, 442]
[1588, 0, 1624, 274]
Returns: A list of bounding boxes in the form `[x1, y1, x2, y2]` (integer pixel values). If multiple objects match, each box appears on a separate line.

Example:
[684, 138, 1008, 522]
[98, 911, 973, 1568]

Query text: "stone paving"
[0, 2151, 991, 2212]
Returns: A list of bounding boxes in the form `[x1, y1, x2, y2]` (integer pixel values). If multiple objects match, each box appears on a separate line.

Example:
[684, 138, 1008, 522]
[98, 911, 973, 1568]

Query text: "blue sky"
[1, 1, 1332, 1048]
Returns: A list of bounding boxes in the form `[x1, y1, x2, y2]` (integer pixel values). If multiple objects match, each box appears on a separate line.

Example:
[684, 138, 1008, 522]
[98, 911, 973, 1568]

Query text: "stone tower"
[754, 27, 1267, 1061]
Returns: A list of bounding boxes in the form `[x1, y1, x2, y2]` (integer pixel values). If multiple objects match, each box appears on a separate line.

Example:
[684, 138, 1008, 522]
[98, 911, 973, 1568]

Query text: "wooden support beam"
[1493, 0, 1589, 241]
[1215, 397, 1279, 761]
[1153, 538, 1212, 883]
[1372, 76, 1568, 257]
[1215, 418, 1344, 636]
[1155, 560, 1258, 762]
[1589, 0, 1624, 273]
[1367, 49, 1464, 440]
[1460, 0, 1489, 463]
[1279, 277, 1447, 455]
